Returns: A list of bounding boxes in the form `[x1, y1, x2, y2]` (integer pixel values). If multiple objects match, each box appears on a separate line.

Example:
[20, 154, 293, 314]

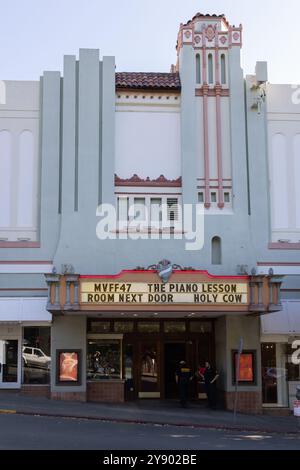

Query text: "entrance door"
[261, 343, 278, 404]
[164, 343, 186, 399]
[0, 339, 20, 389]
[138, 342, 160, 398]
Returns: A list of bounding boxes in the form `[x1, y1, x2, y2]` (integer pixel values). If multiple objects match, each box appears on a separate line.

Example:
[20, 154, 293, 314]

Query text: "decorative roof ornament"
[205, 25, 216, 41]
[147, 260, 183, 283]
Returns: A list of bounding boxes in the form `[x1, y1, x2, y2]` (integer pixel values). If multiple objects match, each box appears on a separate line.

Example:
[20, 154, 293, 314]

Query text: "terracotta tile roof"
[116, 72, 181, 91]
[184, 12, 228, 27]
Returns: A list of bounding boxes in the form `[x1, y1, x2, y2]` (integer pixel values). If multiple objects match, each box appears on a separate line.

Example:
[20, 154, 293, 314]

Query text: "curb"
[1, 408, 299, 436]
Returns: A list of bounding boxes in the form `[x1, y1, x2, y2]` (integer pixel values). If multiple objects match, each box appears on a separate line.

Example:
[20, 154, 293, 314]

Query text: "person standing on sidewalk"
[200, 361, 219, 410]
[175, 360, 193, 408]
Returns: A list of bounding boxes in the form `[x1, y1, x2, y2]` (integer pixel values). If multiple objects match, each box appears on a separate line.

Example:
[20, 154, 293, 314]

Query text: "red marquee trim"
[80, 270, 249, 281]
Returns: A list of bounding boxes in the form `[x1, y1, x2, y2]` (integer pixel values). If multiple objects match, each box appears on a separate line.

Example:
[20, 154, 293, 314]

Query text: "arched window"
[208, 54, 214, 84]
[196, 54, 201, 84]
[221, 54, 226, 84]
[212, 236, 222, 265]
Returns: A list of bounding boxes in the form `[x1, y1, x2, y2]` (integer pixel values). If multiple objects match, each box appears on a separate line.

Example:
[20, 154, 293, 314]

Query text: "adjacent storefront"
[0, 298, 51, 395]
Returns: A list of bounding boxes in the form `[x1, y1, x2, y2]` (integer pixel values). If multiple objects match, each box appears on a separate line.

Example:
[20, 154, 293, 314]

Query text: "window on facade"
[198, 192, 204, 203]
[212, 236, 222, 265]
[88, 321, 111, 334]
[164, 322, 186, 333]
[150, 198, 162, 226]
[167, 198, 179, 223]
[22, 327, 51, 385]
[190, 322, 213, 333]
[133, 198, 146, 221]
[137, 322, 160, 333]
[196, 54, 201, 84]
[116, 195, 181, 232]
[224, 192, 230, 203]
[211, 192, 217, 203]
[114, 322, 134, 333]
[87, 338, 122, 381]
[117, 197, 128, 227]
[208, 54, 214, 84]
[221, 54, 226, 85]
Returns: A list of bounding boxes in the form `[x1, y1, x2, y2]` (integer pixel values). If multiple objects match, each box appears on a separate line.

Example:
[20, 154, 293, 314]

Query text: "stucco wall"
[51, 315, 86, 394]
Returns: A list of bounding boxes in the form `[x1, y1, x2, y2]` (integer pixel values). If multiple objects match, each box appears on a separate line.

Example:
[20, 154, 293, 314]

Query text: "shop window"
[286, 344, 300, 381]
[164, 322, 186, 334]
[212, 236, 222, 265]
[137, 322, 160, 333]
[208, 54, 214, 84]
[196, 54, 201, 84]
[22, 327, 51, 385]
[190, 322, 212, 333]
[221, 54, 226, 84]
[114, 321, 134, 333]
[87, 338, 121, 381]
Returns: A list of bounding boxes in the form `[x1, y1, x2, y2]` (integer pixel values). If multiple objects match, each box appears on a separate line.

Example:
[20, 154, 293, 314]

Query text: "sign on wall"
[80, 281, 248, 306]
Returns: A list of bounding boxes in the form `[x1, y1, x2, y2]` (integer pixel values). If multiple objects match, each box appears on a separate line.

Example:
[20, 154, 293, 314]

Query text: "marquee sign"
[45, 267, 283, 315]
[80, 281, 248, 306]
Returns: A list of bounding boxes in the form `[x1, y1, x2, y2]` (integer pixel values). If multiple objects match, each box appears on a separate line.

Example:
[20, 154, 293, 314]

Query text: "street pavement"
[0, 413, 299, 450]
[0, 391, 299, 434]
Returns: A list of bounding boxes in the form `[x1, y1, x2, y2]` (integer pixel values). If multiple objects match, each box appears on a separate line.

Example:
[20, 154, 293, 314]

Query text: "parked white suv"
[22, 347, 51, 370]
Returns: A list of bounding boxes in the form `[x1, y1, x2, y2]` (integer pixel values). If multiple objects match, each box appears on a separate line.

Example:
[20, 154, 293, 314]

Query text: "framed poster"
[56, 350, 82, 386]
[232, 351, 256, 385]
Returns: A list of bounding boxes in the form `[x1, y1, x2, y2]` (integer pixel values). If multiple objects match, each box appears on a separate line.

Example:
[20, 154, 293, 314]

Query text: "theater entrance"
[164, 343, 186, 399]
[87, 318, 215, 401]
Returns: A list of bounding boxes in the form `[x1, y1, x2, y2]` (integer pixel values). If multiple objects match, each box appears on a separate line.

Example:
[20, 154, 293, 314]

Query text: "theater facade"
[42, 267, 282, 412]
[0, 11, 299, 414]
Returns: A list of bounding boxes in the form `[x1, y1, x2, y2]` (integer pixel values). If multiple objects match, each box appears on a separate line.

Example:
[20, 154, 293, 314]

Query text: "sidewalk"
[0, 392, 299, 435]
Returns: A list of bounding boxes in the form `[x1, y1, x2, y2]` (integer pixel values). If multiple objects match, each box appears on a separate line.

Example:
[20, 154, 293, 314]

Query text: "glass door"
[261, 343, 278, 404]
[0, 339, 20, 389]
[138, 342, 160, 398]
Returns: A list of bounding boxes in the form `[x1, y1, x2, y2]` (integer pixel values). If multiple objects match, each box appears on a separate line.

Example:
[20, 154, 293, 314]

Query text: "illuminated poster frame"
[232, 350, 256, 385]
[56, 350, 82, 386]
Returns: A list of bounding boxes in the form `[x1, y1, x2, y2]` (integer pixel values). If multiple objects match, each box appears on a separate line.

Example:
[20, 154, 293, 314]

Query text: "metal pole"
[234, 338, 243, 424]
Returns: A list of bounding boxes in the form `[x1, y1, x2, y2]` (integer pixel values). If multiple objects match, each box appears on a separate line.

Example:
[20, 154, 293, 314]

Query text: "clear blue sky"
[1, 0, 300, 83]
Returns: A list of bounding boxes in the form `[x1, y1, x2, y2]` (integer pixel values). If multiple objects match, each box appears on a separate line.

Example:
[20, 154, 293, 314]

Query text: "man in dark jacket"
[175, 361, 193, 408]
[200, 361, 219, 409]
